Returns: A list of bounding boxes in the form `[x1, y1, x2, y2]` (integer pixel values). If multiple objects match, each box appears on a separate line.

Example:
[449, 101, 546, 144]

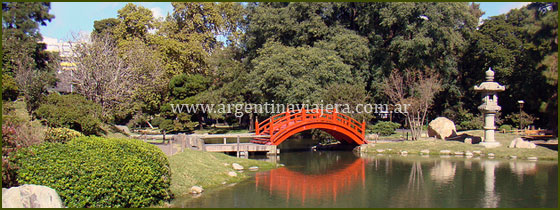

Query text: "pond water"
[171, 146, 557, 208]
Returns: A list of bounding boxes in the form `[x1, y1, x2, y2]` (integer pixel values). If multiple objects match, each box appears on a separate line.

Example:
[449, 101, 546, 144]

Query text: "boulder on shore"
[190, 186, 204, 194]
[439, 150, 451, 155]
[428, 117, 457, 140]
[509, 138, 536, 149]
[366, 134, 379, 141]
[232, 163, 244, 170]
[2, 184, 63, 208]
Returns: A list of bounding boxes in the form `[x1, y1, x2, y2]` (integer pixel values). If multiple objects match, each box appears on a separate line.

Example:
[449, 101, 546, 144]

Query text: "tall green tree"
[243, 2, 479, 108]
[243, 2, 372, 106]
[93, 18, 120, 37]
[2, 2, 56, 111]
[114, 3, 155, 42]
[345, 2, 478, 108]
[89, 4, 168, 122]
[460, 2, 557, 132]
[156, 2, 245, 76]
[244, 2, 333, 52]
[249, 41, 353, 104]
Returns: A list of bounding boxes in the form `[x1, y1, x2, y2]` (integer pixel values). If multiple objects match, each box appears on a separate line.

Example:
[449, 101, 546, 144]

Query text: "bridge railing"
[256, 109, 366, 144]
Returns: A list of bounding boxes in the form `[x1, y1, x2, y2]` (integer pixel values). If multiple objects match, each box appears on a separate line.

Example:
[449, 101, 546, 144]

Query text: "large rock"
[232, 163, 244, 170]
[439, 150, 451, 155]
[190, 186, 204, 194]
[509, 138, 536, 149]
[366, 134, 379, 141]
[428, 117, 457, 140]
[2, 184, 63, 208]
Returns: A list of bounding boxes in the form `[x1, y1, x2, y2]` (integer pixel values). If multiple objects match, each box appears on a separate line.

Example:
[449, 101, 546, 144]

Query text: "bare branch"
[382, 68, 442, 140]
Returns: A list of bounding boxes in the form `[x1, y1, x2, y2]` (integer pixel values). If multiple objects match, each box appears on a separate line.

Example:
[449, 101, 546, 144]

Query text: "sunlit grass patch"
[168, 149, 277, 196]
[362, 130, 557, 160]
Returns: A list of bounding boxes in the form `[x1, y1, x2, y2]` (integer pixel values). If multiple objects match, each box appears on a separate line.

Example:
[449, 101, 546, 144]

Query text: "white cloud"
[150, 7, 164, 20]
[499, 2, 531, 14]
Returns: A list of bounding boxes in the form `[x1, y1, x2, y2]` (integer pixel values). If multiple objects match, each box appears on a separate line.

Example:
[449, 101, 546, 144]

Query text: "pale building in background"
[42, 37, 77, 93]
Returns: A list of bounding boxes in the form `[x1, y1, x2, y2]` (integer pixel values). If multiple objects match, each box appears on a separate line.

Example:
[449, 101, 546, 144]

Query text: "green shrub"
[126, 113, 147, 129]
[449, 107, 487, 131]
[172, 113, 198, 133]
[44, 127, 83, 143]
[457, 115, 483, 131]
[159, 119, 174, 132]
[2, 74, 19, 101]
[208, 129, 228, 134]
[505, 112, 538, 129]
[158, 114, 198, 134]
[35, 94, 102, 135]
[15, 137, 171, 208]
[499, 124, 513, 132]
[150, 116, 165, 128]
[369, 121, 400, 136]
[168, 74, 210, 100]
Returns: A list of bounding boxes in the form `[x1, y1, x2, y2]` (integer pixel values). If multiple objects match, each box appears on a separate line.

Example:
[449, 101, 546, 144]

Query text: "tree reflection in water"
[171, 152, 556, 208]
[408, 162, 423, 191]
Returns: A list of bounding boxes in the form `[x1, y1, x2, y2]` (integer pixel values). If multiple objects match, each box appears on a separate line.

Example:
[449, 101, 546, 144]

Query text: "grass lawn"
[361, 130, 557, 160]
[3, 100, 46, 132]
[168, 149, 277, 196]
[368, 132, 407, 140]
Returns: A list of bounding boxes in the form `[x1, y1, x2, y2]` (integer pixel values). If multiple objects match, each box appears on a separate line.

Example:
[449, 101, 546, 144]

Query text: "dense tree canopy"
[2, 2, 56, 112]
[249, 41, 353, 104]
[3, 2, 557, 134]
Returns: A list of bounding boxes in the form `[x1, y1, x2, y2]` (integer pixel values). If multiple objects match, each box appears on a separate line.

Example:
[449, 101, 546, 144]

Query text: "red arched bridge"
[252, 109, 366, 145]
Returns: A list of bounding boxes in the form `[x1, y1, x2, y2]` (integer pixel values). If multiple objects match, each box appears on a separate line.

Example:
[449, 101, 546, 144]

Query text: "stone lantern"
[474, 68, 505, 148]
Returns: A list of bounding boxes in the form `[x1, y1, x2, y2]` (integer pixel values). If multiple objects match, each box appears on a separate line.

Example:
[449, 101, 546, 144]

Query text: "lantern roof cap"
[475, 68, 505, 92]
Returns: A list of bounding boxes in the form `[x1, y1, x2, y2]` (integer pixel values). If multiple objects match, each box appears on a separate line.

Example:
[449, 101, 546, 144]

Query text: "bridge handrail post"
[270, 116, 274, 136]
[256, 118, 260, 135]
[301, 108, 306, 121]
[285, 107, 290, 121]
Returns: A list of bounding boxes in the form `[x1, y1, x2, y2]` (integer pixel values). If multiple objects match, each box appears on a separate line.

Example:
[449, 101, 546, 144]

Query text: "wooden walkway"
[151, 133, 279, 157]
[205, 143, 279, 157]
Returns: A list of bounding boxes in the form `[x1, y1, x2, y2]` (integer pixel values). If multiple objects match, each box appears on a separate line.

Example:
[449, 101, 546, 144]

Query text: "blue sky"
[39, 2, 532, 43]
[477, 2, 532, 19]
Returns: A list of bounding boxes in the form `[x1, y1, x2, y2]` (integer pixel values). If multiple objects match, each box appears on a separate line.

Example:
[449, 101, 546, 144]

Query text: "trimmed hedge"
[499, 124, 513, 132]
[15, 137, 171, 208]
[44, 127, 83, 143]
[35, 94, 102, 135]
[370, 121, 401, 136]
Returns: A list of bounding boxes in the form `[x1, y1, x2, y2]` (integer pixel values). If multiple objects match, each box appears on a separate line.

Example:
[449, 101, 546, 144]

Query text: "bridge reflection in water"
[255, 158, 366, 204]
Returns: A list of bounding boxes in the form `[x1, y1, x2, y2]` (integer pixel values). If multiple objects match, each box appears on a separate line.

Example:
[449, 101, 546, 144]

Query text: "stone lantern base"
[480, 141, 501, 148]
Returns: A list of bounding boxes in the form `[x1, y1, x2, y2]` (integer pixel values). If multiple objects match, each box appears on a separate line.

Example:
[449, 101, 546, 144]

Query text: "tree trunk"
[249, 112, 255, 131]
